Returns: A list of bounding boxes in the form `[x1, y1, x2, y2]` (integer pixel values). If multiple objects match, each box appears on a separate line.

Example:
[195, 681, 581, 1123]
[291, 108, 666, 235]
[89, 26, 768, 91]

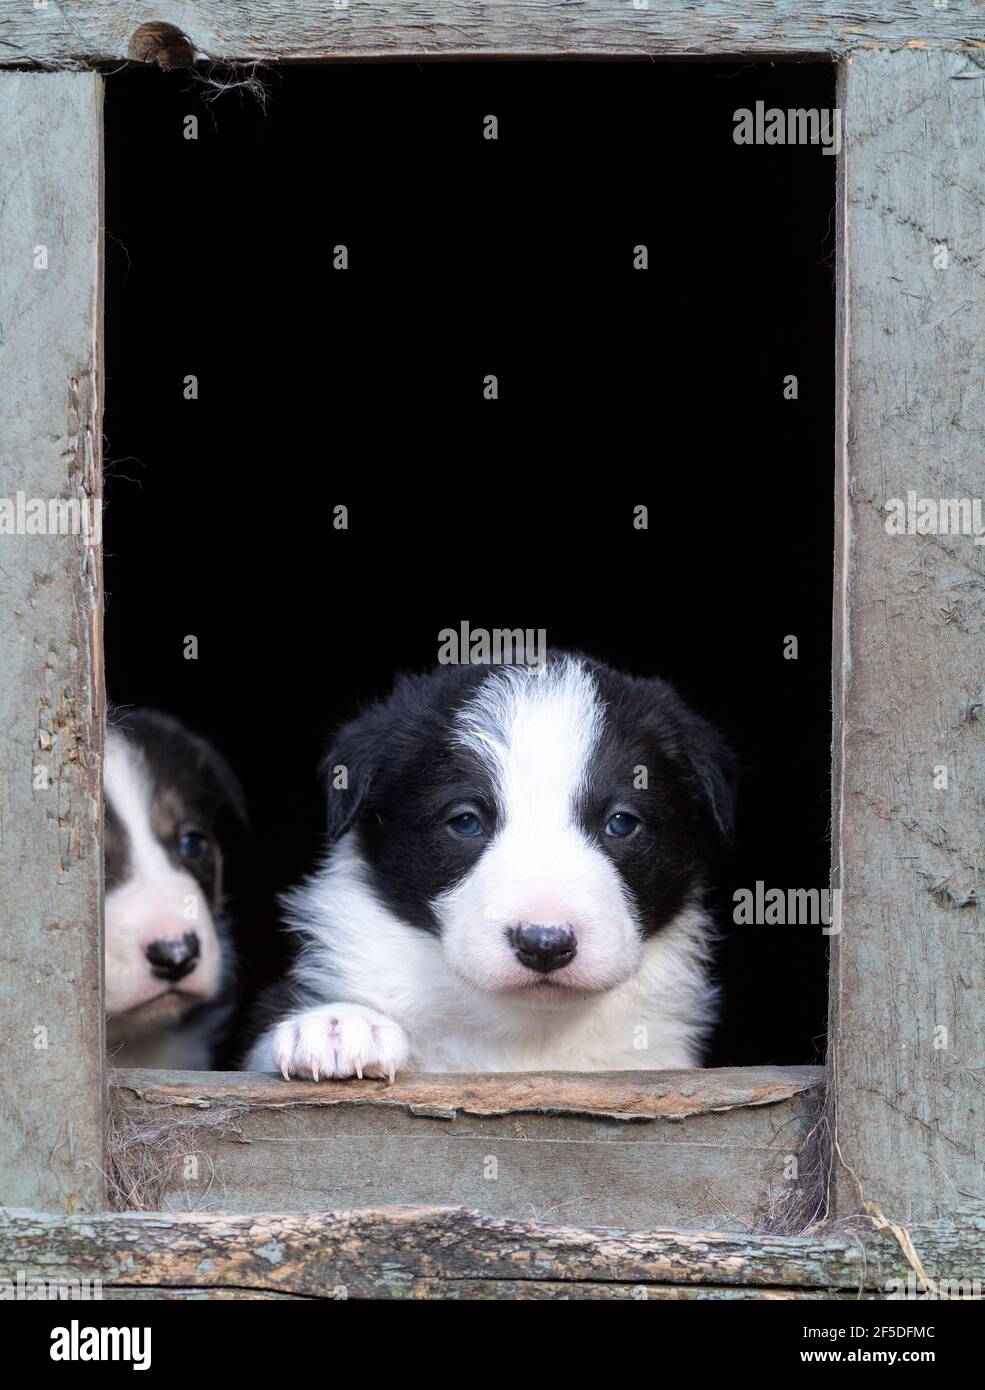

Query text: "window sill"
[111, 1064, 823, 1231]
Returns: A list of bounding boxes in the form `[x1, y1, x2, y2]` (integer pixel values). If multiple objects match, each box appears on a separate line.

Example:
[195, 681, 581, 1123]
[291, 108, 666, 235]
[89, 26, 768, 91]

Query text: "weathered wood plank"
[116, 1064, 823, 1121]
[100, 1281, 875, 1300]
[2, 1206, 982, 1298]
[102, 1287, 308, 1300]
[2, 1, 984, 68]
[127, 1105, 814, 1232]
[113, 1067, 823, 1230]
[830, 49, 985, 1224]
[0, 73, 105, 1213]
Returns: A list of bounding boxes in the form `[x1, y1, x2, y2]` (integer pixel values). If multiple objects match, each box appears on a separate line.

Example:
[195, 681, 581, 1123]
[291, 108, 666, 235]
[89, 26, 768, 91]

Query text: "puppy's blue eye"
[605, 812, 640, 838]
[447, 811, 484, 838]
[179, 830, 209, 862]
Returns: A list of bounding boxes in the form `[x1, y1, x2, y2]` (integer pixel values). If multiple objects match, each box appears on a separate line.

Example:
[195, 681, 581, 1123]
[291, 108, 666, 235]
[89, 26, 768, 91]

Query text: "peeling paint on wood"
[99, 1280, 877, 1300]
[115, 1064, 823, 1122]
[1, 1206, 982, 1299]
[830, 49, 985, 1223]
[0, 73, 105, 1213]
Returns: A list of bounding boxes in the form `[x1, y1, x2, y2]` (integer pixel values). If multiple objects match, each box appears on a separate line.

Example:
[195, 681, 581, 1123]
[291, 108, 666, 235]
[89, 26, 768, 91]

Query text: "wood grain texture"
[99, 1281, 876, 1300]
[0, 73, 105, 1213]
[2, 1205, 982, 1299]
[831, 48, 985, 1223]
[115, 1064, 823, 1121]
[2, 1, 984, 67]
[113, 1067, 823, 1231]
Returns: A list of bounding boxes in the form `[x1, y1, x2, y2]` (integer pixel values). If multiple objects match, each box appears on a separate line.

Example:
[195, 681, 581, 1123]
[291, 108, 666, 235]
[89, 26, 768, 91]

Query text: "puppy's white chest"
[406, 1008, 694, 1073]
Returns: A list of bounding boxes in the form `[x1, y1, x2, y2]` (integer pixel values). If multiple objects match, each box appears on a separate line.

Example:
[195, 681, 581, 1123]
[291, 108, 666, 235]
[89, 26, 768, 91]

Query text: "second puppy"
[105, 709, 247, 1068]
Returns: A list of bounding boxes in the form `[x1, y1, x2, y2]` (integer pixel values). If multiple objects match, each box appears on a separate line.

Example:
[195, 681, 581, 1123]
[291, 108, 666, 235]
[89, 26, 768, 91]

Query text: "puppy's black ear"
[113, 706, 249, 833]
[682, 712, 739, 846]
[321, 718, 380, 842]
[194, 735, 250, 834]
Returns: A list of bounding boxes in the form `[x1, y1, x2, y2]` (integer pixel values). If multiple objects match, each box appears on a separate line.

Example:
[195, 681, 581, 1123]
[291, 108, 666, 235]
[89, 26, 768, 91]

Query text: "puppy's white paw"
[272, 1004, 409, 1083]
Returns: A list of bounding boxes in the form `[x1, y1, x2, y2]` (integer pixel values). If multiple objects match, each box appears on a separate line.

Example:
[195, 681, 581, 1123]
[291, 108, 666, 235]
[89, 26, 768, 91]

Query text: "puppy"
[245, 654, 736, 1078]
[104, 709, 247, 1068]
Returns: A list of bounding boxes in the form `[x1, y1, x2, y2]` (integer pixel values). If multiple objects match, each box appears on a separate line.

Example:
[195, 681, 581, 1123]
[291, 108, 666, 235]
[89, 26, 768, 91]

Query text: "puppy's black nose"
[511, 923, 577, 974]
[146, 932, 200, 982]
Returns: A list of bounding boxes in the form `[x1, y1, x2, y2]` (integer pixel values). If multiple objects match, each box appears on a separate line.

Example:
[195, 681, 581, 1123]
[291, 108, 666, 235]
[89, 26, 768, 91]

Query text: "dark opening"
[103, 61, 836, 1069]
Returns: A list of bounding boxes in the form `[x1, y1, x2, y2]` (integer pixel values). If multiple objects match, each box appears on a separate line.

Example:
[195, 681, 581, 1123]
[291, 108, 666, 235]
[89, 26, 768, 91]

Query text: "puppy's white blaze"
[104, 730, 221, 1016]
[439, 659, 642, 994]
[453, 658, 602, 833]
[105, 732, 173, 883]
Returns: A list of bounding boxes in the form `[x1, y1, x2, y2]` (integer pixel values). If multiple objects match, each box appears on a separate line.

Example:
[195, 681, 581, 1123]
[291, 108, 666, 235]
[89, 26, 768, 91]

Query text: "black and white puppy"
[245, 655, 736, 1078]
[104, 709, 247, 1069]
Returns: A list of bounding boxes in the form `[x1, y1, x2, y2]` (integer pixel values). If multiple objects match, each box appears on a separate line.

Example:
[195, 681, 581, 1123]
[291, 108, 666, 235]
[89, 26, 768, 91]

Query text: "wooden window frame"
[2, 4, 983, 1298]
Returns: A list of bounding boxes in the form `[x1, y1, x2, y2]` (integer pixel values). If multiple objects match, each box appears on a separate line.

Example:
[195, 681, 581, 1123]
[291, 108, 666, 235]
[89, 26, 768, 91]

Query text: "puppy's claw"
[270, 1005, 409, 1083]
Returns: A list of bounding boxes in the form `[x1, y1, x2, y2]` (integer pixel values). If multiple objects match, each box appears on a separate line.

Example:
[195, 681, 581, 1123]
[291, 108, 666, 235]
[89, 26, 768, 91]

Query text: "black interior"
[103, 60, 836, 1068]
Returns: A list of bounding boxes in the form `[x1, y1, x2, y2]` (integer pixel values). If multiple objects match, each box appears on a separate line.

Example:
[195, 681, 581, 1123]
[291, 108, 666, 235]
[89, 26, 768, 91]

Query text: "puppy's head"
[104, 710, 247, 1037]
[323, 656, 736, 1002]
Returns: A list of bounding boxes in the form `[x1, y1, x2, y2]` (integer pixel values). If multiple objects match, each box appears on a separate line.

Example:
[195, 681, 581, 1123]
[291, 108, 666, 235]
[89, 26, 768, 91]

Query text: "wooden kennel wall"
[1, 3, 983, 1299]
